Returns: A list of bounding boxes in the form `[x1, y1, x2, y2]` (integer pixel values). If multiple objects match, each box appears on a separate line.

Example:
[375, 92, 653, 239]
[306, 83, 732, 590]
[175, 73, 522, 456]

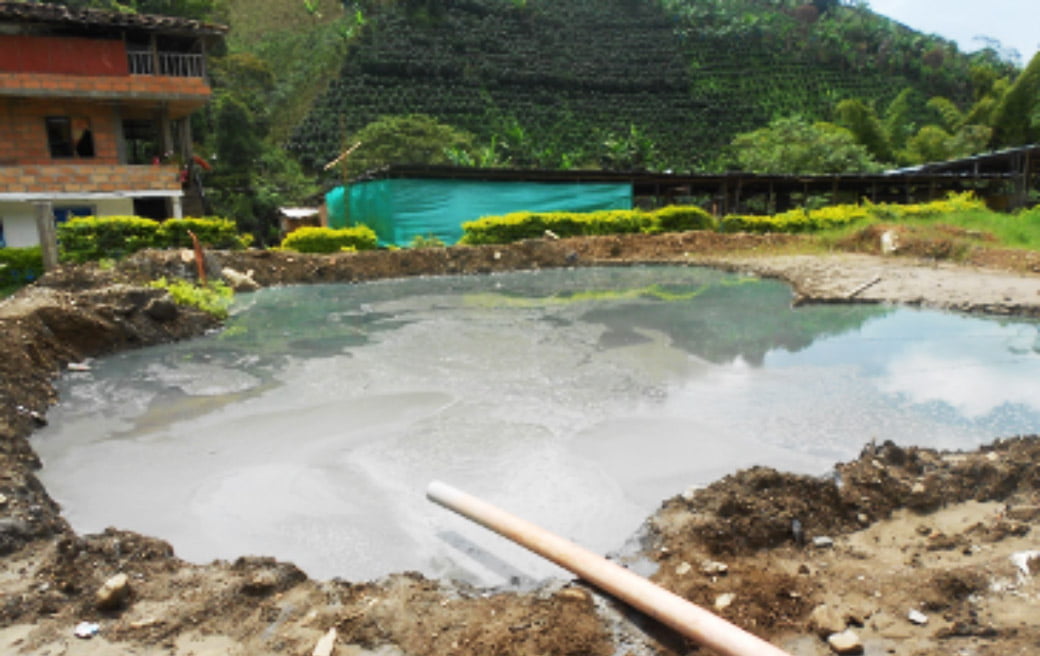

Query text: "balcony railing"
[128, 50, 205, 78]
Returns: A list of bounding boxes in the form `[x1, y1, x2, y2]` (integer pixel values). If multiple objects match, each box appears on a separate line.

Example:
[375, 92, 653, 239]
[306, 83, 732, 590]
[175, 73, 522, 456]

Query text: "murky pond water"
[34, 266, 1040, 585]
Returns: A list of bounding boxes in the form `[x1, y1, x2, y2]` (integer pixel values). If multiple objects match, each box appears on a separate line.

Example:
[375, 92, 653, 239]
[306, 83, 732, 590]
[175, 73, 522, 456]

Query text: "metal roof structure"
[887, 143, 1040, 176]
[349, 143, 1037, 214]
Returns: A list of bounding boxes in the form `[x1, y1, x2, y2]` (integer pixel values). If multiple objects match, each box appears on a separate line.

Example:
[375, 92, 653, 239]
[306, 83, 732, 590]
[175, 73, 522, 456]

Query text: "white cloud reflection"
[877, 344, 1040, 419]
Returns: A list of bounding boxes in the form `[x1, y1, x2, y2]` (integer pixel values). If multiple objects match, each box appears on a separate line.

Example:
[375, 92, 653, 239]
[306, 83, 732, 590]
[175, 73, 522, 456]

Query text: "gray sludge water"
[33, 266, 1040, 586]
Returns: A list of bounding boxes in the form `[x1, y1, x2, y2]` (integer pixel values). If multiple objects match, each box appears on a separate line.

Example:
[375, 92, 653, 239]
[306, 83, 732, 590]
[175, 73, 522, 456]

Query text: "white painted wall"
[0, 198, 134, 248]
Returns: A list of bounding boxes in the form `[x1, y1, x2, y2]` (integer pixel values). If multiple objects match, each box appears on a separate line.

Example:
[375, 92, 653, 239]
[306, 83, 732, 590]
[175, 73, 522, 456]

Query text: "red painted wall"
[0, 35, 128, 76]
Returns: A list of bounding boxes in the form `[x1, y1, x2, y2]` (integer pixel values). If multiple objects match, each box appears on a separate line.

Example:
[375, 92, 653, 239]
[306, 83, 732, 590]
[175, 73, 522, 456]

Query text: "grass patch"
[149, 278, 234, 319]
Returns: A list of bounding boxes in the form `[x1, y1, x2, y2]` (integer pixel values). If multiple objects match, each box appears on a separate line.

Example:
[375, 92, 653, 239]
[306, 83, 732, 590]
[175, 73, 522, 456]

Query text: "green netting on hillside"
[337, 178, 633, 246]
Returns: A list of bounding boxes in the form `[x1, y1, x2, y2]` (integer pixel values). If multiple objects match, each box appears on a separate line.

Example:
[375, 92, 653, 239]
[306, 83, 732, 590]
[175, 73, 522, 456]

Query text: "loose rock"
[555, 587, 591, 604]
[74, 621, 100, 639]
[222, 267, 260, 292]
[908, 609, 929, 625]
[827, 629, 863, 655]
[95, 572, 131, 611]
[809, 604, 847, 637]
[701, 559, 728, 575]
[714, 593, 736, 611]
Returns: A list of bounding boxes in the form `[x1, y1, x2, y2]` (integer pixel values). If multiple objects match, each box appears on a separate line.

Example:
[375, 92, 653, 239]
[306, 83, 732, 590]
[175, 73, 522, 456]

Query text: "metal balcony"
[128, 50, 205, 78]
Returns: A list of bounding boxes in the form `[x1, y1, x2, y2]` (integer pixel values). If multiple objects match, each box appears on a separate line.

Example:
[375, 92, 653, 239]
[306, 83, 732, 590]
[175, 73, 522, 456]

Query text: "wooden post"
[188, 230, 206, 285]
[34, 201, 59, 271]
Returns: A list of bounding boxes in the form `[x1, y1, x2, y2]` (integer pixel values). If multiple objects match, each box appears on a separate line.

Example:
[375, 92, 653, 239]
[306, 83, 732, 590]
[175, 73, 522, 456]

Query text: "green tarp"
[326, 178, 633, 246]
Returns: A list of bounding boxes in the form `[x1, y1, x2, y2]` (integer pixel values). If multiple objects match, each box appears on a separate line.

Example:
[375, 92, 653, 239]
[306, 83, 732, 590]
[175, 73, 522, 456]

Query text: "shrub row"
[58, 216, 247, 263]
[279, 226, 378, 253]
[721, 193, 985, 234]
[0, 246, 43, 286]
[460, 193, 984, 243]
[460, 205, 715, 245]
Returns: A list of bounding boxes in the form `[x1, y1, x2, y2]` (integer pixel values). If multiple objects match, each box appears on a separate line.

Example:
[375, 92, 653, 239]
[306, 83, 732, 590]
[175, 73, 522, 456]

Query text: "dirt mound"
[648, 437, 1040, 653]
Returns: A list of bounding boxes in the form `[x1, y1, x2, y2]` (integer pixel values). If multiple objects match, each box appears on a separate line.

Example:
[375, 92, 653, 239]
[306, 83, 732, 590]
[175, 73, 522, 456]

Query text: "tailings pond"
[34, 266, 1040, 585]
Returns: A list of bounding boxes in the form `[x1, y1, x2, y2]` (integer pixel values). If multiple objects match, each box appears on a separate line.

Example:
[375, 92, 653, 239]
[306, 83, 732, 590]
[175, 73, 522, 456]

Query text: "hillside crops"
[288, 0, 988, 176]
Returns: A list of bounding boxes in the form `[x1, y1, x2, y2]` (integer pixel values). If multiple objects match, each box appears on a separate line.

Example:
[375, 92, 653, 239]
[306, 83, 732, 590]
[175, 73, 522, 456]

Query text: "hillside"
[258, 0, 1014, 176]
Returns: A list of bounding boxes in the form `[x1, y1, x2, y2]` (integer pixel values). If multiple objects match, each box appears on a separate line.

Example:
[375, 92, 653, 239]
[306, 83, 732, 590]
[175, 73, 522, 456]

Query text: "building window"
[53, 206, 94, 225]
[122, 119, 160, 165]
[46, 116, 94, 159]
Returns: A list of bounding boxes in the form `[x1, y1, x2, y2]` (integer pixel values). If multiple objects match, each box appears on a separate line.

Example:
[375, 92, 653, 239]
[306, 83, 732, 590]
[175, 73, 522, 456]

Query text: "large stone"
[95, 572, 131, 611]
[808, 604, 847, 637]
[827, 629, 863, 655]
[222, 267, 260, 292]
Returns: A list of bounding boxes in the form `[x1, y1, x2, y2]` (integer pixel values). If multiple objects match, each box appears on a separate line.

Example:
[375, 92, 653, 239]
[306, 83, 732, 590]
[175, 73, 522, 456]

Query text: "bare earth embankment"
[1, 232, 1038, 656]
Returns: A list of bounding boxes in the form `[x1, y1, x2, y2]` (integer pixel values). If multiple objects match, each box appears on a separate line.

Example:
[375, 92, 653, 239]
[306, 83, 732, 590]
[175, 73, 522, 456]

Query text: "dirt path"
[1, 233, 1038, 656]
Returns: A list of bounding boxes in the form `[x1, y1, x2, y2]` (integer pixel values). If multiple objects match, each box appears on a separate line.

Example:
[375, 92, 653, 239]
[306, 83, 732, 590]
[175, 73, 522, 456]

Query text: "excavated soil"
[1, 231, 1039, 656]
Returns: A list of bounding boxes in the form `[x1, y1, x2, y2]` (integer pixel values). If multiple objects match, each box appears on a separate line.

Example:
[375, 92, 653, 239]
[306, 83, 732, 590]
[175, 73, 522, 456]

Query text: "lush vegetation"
[33, 0, 1040, 231]
[279, 225, 378, 252]
[461, 205, 715, 244]
[0, 246, 44, 296]
[283, 0, 1027, 181]
[730, 115, 884, 174]
[149, 277, 235, 319]
[459, 192, 1040, 252]
[57, 216, 247, 263]
[721, 192, 987, 233]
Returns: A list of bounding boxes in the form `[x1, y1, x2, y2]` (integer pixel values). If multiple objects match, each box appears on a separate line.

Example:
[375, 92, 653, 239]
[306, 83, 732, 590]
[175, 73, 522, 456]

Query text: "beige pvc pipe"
[427, 481, 791, 656]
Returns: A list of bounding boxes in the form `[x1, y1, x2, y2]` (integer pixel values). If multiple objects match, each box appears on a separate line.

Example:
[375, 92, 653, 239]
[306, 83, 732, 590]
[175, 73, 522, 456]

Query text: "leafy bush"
[280, 226, 378, 253]
[650, 205, 716, 232]
[722, 193, 985, 234]
[865, 192, 986, 220]
[57, 215, 251, 262]
[58, 216, 160, 262]
[460, 209, 654, 245]
[149, 277, 234, 319]
[0, 246, 43, 286]
[461, 205, 723, 245]
[156, 217, 250, 250]
[410, 234, 447, 248]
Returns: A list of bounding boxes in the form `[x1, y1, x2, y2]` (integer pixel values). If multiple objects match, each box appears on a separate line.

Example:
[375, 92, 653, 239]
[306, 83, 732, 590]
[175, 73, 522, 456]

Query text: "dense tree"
[341, 114, 476, 178]
[199, 55, 315, 244]
[729, 116, 883, 174]
[882, 88, 923, 153]
[834, 98, 892, 162]
[991, 52, 1040, 147]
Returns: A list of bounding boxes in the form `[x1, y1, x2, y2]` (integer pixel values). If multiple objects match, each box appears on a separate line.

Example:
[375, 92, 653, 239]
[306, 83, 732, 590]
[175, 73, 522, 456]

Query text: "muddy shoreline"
[1, 232, 1039, 655]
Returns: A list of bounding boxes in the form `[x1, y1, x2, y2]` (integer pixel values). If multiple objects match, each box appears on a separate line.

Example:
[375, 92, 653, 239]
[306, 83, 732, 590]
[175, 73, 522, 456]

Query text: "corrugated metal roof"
[0, 1, 228, 36]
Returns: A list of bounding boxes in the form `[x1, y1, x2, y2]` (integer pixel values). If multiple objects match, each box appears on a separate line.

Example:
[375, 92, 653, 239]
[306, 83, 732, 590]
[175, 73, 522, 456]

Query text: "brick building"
[0, 2, 226, 248]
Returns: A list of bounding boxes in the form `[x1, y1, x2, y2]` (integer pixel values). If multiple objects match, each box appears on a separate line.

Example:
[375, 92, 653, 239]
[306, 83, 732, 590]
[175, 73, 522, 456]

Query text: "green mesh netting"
[337, 178, 633, 246]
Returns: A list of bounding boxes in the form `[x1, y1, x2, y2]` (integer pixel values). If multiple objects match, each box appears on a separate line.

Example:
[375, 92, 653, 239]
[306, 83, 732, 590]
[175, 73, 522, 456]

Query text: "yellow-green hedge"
[58, 215, 246, 262]
[722, 192, 984, 234]
[460, 205, 715, 245]
[279, 226, 378, 253]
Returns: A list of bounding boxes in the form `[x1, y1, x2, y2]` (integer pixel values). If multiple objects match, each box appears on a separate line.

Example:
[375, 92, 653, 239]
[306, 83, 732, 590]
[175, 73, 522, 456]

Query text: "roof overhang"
[0, 190, 182, 201]
[0, 2, 228, 38]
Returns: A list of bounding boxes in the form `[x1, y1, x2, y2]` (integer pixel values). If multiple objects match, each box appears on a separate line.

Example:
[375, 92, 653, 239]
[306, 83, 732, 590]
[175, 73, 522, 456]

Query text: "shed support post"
[34, 201, 59, 271]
